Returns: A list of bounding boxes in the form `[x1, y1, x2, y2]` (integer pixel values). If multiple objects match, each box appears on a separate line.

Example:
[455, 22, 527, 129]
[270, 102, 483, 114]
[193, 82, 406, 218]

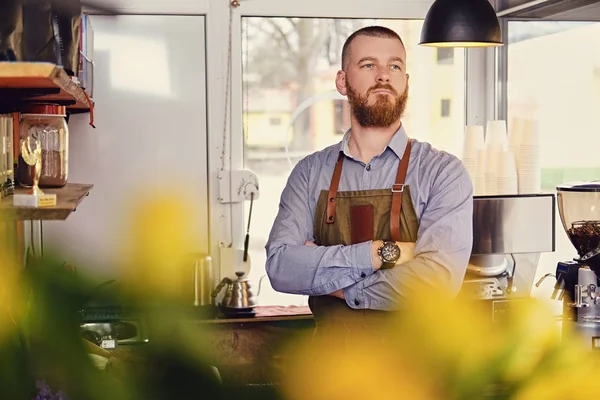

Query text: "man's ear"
[336, 70, 347, 96]
[406, 73, 410, 83]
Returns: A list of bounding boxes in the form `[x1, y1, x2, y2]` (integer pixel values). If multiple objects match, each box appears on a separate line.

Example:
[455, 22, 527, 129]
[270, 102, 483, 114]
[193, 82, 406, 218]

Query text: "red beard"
[346, 82, 408, 128]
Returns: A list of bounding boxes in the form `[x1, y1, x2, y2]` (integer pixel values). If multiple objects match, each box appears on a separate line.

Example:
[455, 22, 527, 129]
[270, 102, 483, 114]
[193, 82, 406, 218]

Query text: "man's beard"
[346, 82, 408, 128]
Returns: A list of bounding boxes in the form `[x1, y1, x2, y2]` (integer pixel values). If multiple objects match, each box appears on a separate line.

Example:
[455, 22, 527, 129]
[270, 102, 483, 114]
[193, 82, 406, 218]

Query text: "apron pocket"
[350, 204, 374, 244]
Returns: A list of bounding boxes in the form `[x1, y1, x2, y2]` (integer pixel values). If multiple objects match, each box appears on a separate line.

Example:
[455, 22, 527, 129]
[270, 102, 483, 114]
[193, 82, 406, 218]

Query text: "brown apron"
[308, 140, 420, 334]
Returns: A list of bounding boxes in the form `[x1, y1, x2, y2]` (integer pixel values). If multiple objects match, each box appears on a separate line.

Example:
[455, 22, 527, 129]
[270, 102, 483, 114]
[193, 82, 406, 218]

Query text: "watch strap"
[381, 261, 395, 270]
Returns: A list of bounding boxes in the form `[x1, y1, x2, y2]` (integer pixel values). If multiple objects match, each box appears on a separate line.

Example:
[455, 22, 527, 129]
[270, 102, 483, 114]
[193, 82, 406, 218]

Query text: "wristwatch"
[377, 241, 401, 269]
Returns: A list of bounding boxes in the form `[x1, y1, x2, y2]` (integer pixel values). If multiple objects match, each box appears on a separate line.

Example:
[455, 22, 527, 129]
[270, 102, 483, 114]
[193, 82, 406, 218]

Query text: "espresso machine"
[460, 194, 556, 319]
[537, 181, 600, 349]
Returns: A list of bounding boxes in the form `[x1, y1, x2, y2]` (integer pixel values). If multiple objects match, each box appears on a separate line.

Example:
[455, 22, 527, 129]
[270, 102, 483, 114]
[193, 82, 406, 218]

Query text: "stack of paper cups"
[485, 146, 502, 195]
[473, 149, 486, 195]
[462, 125, 484, 183]
[517, 120, 541, 193]
[497, 150, 518, 195]
[486, 120, 508, 151]
[483, 120, 510, 195]
[508, 118, 524, 158]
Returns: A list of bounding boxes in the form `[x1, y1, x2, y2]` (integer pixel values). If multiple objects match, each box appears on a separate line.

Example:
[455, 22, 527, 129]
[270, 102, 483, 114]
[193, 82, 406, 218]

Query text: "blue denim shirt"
[265, 126, 473, 311]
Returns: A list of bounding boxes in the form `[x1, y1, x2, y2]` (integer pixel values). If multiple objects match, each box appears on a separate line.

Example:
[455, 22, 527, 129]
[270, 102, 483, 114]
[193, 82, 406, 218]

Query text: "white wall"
[43, 14, 209, 279]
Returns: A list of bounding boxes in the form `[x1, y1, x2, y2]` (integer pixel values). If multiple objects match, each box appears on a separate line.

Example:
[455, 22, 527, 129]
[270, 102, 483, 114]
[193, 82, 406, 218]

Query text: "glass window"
[242, 18, 466, 306]
[506, 21, 600, 299]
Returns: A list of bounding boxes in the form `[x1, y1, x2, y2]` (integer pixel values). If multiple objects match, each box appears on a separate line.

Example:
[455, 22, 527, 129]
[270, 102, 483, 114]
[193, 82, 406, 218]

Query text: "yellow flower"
[117, 193, 205, 302]
[281, 283, 599, 400]
[494, 299, 563, 383]
[282, 331, 440, 400]
[513, 336, 600, 400]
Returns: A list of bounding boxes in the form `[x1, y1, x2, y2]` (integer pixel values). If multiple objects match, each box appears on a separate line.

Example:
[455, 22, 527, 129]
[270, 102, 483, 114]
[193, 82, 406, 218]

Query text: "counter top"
[194, 305, 313, 324]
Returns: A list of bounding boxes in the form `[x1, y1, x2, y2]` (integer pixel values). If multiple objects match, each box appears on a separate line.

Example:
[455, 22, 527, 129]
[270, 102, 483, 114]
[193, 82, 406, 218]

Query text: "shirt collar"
[331, 125, 409, 165]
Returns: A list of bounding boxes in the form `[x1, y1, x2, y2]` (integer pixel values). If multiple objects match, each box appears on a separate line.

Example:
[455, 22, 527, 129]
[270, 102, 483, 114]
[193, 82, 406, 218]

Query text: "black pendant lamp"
[419, 0, 503, 48]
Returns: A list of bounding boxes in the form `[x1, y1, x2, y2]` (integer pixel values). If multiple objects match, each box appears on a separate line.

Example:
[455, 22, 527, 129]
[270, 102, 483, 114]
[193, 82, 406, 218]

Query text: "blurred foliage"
[282, 288, 600, 400]
[0, 194, 281, 400]
[1, 194, 600, 399]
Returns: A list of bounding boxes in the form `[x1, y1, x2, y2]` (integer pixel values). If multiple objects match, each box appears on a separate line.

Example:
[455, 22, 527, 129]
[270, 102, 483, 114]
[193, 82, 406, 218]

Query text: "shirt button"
[354, 299, 360, 306]
[360, 272, 366, 278]
[366, 165, 371, 171]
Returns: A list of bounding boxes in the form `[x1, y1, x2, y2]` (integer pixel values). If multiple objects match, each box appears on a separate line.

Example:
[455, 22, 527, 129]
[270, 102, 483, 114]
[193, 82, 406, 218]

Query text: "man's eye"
[362, 63, 374, 68]
[391, 64, 402, 70]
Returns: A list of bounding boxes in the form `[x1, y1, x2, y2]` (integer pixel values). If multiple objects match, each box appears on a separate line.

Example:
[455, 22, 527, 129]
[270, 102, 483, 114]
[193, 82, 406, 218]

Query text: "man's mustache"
[367, 84, 398, 96]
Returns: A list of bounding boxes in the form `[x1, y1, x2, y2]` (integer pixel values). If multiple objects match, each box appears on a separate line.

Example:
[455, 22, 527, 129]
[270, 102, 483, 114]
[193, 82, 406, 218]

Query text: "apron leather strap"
[390, 140, 412, 241]
[326, 139, 413, 238]
[326, 152, 345, 224]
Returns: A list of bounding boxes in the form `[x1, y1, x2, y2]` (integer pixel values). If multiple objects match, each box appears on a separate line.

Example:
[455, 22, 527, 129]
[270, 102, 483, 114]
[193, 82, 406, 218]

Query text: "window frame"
[208, 0, 495, 283]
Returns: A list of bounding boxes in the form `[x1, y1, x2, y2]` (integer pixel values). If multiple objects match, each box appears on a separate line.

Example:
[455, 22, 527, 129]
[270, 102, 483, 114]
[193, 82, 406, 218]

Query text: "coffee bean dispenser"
[537, 181, 600, 349]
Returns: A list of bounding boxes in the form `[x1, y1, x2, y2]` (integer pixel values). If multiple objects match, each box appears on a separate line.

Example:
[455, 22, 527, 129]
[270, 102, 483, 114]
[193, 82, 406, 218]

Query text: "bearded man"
[265, 26, 473, 336]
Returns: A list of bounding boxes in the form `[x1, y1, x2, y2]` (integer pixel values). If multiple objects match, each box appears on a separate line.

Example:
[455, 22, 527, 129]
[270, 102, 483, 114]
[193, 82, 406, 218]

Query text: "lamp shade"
[419, 0, 503, 48]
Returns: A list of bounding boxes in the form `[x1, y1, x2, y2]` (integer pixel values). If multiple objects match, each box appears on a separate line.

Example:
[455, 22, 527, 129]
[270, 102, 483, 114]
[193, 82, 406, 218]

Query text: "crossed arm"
[265, 157, 473, 310]
[304, 240, 416, 300]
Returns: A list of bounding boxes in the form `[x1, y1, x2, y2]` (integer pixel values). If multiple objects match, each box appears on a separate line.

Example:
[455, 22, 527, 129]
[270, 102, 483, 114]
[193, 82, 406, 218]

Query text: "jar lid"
[557, 181, 600, 192]
[22, 104, 67, 116]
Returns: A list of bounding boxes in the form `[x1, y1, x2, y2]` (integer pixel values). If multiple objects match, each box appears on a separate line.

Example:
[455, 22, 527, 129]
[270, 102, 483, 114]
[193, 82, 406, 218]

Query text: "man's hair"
[341, 26, 405, 71]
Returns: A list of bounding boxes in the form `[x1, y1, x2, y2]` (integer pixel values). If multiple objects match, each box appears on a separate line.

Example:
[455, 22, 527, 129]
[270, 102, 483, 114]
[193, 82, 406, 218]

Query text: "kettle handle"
[211, 277, 233, 298]
[257, 274, 267, 296]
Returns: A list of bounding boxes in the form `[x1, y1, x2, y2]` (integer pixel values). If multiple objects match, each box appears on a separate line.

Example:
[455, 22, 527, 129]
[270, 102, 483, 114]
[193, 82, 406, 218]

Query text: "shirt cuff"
[343, 281, 368, 309]
[352, 241, 375, 281]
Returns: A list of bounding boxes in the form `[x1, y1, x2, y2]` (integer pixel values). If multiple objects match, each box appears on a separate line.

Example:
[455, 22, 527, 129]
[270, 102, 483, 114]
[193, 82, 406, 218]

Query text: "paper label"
[37, 195, 57, 207]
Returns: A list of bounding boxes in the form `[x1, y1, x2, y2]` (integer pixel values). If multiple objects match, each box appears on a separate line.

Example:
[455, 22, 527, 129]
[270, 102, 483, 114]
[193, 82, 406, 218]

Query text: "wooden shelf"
[0, 62, 92, 113]
[0, 183, 93, 221]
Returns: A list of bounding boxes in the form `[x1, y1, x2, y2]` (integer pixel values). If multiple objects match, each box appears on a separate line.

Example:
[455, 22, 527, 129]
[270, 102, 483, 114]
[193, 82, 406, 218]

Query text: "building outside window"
[441, 98, 451, 117]
[436, 47, 454, 65]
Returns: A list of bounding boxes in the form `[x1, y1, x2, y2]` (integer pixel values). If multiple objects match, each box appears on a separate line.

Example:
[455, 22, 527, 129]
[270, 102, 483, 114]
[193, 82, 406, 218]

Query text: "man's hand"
[396, 242, 416, 265]
[371, 240, 384, 270]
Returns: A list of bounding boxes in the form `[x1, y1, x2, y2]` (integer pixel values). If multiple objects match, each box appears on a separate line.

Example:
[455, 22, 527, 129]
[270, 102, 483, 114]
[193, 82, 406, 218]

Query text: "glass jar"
[557, 181, 600, 257]
[17, 104, 69, 188]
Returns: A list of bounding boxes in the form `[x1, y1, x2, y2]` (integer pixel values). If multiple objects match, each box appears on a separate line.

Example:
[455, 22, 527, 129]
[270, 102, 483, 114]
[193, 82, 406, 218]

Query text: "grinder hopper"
[557, 181, 600, 277]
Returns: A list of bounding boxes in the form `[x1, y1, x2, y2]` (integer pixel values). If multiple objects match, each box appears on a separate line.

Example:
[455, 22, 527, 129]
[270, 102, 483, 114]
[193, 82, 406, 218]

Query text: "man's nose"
[376, 71, 390, 83]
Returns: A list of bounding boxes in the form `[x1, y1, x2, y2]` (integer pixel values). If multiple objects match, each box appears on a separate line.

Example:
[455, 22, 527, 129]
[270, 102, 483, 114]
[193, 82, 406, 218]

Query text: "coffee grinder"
[538, 181, 600, 349]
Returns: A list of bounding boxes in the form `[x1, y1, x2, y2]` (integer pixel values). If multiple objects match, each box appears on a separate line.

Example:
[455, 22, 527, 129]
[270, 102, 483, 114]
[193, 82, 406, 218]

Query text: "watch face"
[381, 242, 400, 263]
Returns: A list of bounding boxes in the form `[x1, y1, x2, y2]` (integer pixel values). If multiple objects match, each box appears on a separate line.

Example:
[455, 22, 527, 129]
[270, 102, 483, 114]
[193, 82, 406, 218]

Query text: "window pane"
[507, 21, 600, 300]
[242, 18, 466, 306]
